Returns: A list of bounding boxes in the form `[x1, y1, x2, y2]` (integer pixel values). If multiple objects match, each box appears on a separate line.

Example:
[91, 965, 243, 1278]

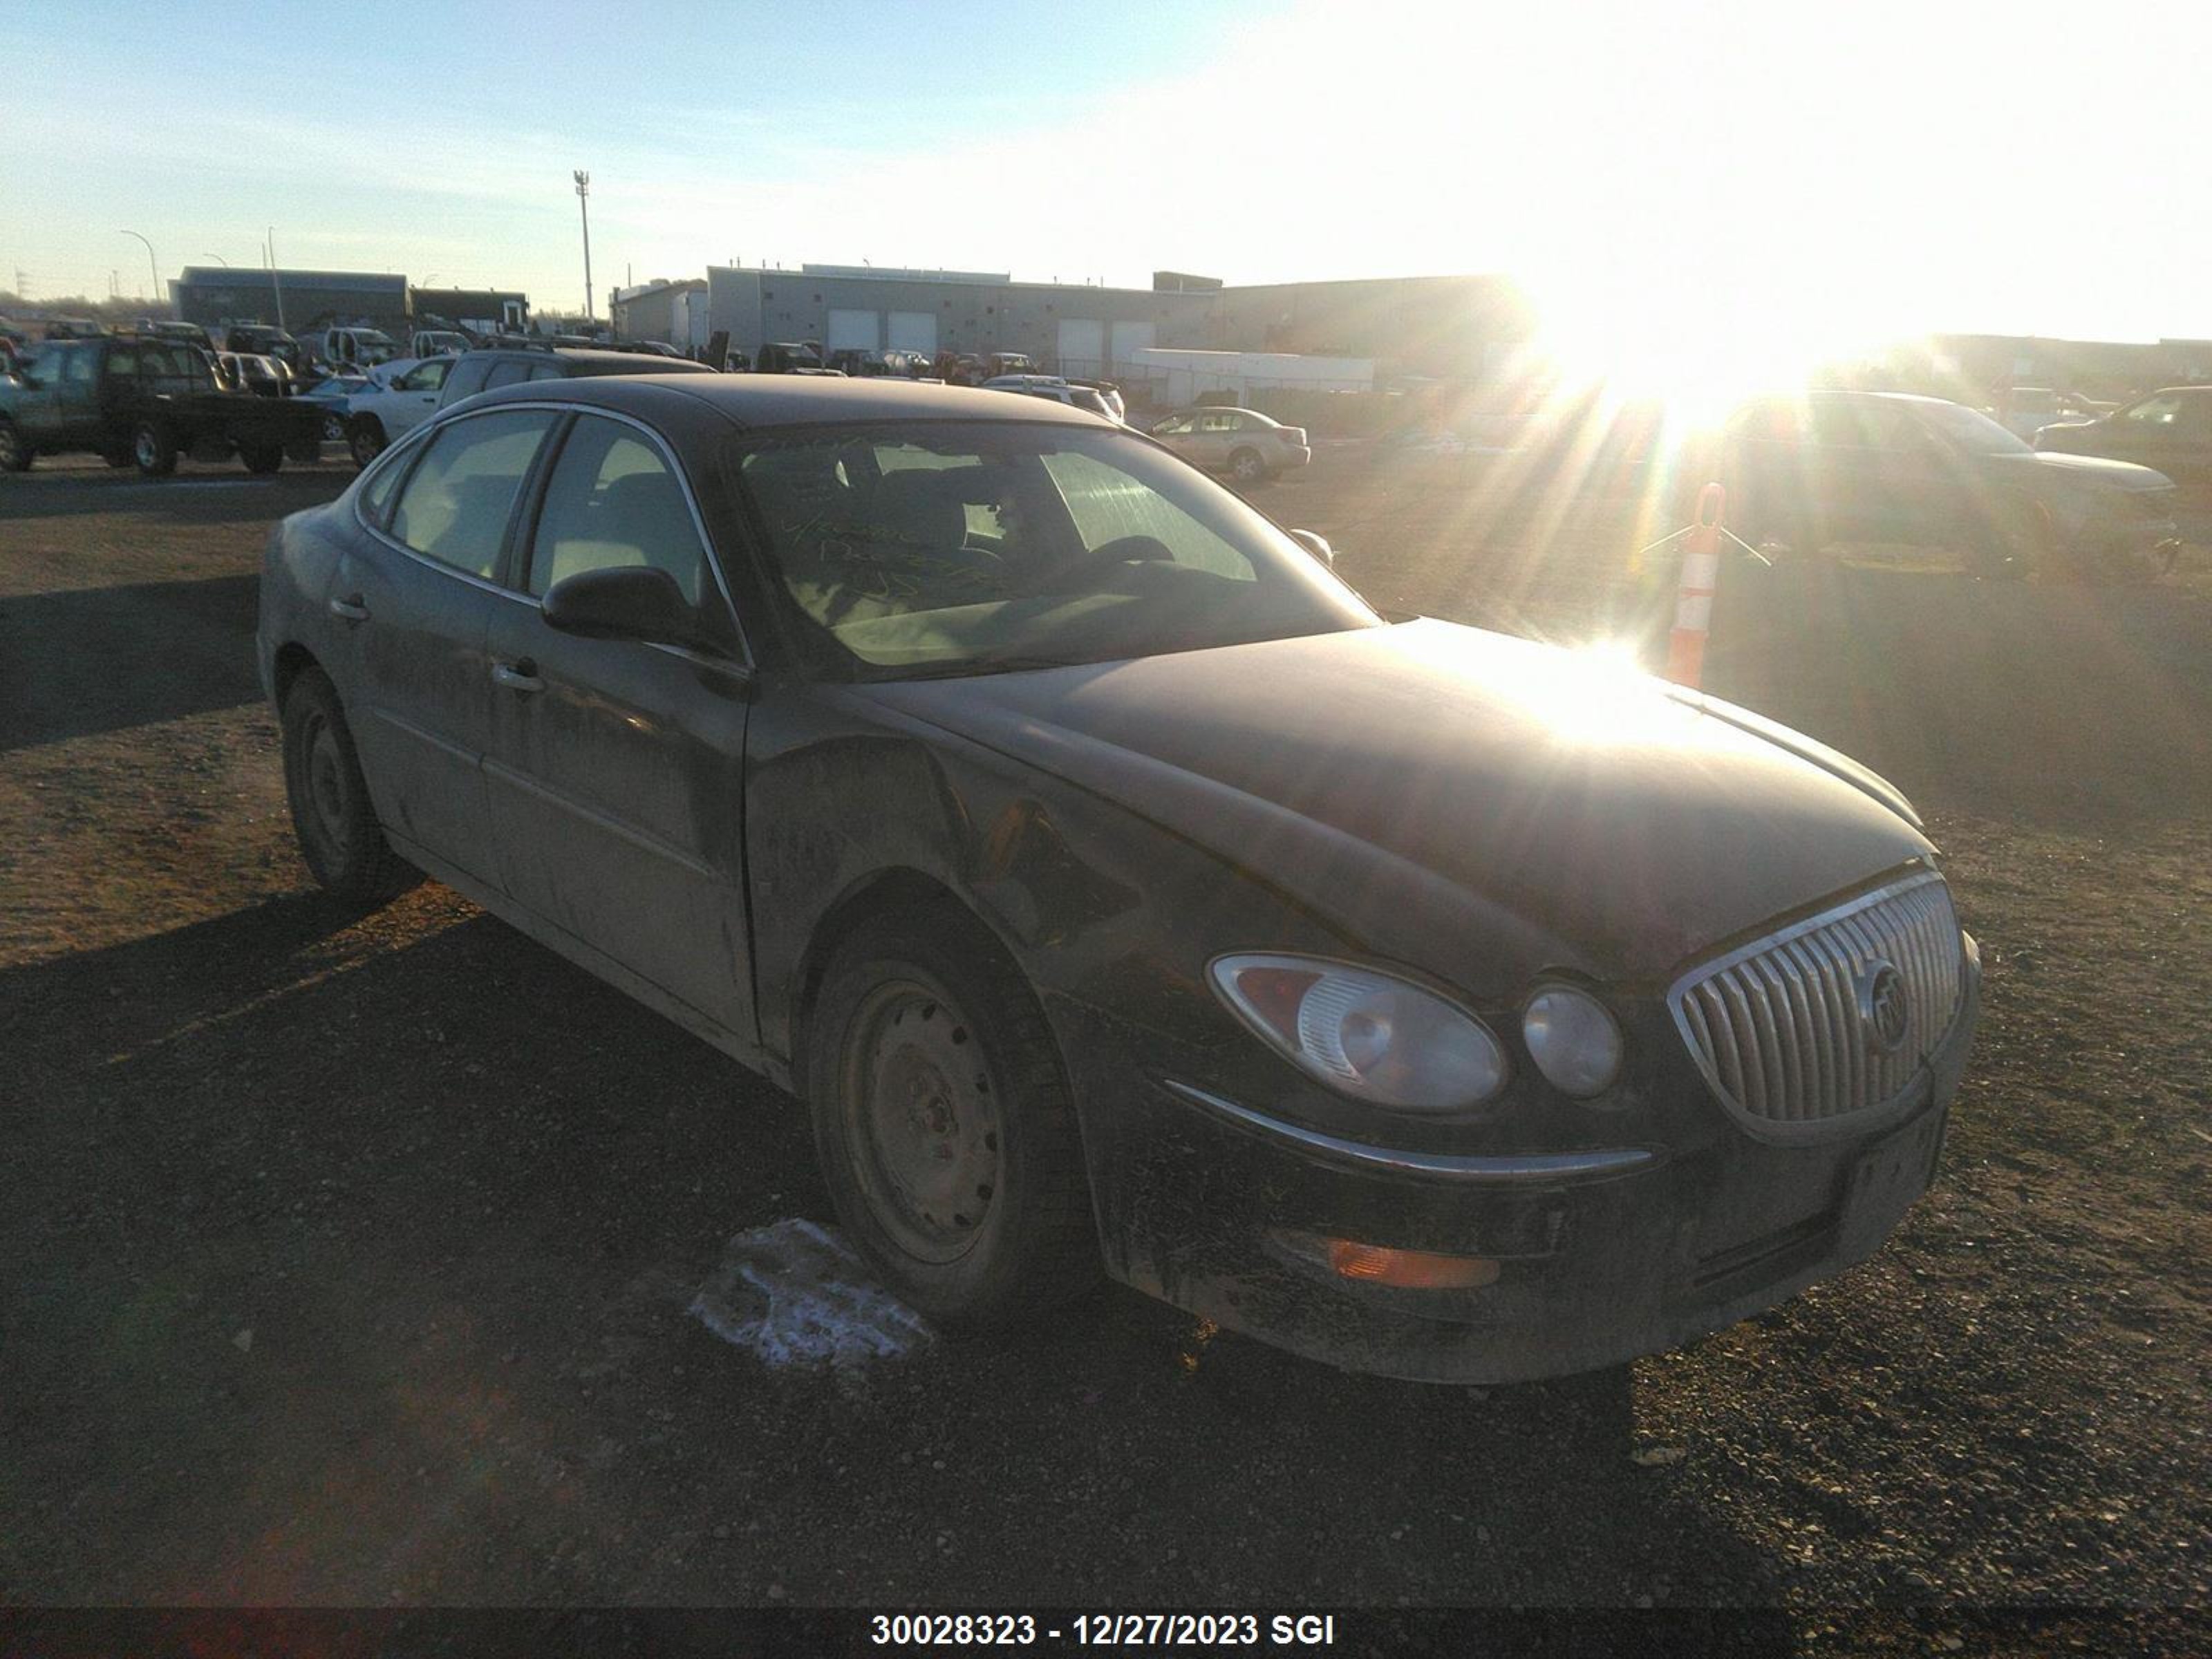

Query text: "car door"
[10, 342, 73, 442]
[1193, 409, 1238, 469]
[377, 357, 453, 438]
[2094, 393, 2187, 472]
[479, 409, 756, 1034]
[329, 406, 561, 884]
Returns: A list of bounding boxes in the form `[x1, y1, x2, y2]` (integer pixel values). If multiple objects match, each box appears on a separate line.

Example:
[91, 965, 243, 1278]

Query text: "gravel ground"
[2, 449, 2208, 1653]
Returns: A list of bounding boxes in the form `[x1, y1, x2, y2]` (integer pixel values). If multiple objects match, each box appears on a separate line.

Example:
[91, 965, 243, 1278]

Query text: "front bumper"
[1067, 938, 1980, 1385]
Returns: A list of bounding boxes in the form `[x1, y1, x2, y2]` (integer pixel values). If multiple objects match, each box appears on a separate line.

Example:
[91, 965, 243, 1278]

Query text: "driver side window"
[1041, 449, 1255, 581]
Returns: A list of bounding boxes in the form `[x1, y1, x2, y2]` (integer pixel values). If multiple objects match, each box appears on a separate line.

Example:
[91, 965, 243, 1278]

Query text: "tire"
[279, 668, 419, 903]
[240, 440, 284, 475]
[346, 417, 386, 471]
[0, 420, 32, 473]
[132, 421, 178, 477]
[805, 907, 1100, 1325]
[321, 413, 345, 444]
[1228, 447, 1269, 485]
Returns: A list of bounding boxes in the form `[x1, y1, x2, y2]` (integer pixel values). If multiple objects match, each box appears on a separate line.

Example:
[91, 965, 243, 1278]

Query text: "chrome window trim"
[1161, 1080, 1656, 1185]
[352, 400, 756, 670]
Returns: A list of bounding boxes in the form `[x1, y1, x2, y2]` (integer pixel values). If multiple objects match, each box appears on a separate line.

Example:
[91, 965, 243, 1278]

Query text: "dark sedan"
[1711, 390, 2179, 579]
[2033, 384, 2212, 495]
[258, 376, 1980, 1384]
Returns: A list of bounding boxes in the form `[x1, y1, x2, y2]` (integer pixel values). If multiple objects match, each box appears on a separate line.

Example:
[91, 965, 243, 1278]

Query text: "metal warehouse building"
[697, 265, 1533, 382]
[706, 265, 1219, 377]
[171, 268, 410, 337]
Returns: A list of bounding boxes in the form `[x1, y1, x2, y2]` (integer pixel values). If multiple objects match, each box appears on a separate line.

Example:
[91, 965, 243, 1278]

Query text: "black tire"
[346, 417, 386, 471]
[0, 420, 32, 473]
[132, 421, 178, 477]
[240, 440, 284, 475]
[1228, 447, 1270, 485]
[805, 907, 1100, 1324]
[279, 668, 418, 903]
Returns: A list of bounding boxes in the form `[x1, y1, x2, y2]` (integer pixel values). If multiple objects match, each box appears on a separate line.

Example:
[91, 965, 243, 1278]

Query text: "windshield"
[1913, 400, 2035, 455]
[728, 421, 1378, 679]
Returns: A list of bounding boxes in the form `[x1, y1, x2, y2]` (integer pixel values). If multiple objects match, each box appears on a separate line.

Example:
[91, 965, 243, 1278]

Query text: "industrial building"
[700, 265, 1217, 377]
[171, 268, 409, 337]
[666, 265, 1535, 384]
[170, 269, 529, 341]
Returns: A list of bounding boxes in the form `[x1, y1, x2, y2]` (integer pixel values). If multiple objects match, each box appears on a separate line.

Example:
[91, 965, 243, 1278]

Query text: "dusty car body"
[257, 376, 1980, 1384]
[1711, 390, 2178, 579]
[2033, 385, 2212, 494]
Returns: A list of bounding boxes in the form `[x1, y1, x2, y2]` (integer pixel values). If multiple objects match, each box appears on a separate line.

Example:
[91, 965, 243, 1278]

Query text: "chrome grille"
[1669, 871, 1964, 1138]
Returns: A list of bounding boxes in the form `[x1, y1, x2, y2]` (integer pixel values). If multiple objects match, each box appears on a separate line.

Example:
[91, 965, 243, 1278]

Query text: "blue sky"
[7, 0, 2212, 355]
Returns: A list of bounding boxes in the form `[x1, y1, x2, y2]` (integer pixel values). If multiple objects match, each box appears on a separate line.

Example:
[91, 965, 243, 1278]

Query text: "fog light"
[1326, 1239, 1501, 1291]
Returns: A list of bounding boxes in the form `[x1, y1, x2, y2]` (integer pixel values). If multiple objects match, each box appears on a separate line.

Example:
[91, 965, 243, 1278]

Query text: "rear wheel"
[279, 668, 418, 903]
[806, 908, 1100, 1324]
[132, 421, 178, 477]
[240, 440, 284, 475]
[346, 416, 386, 471]
[1228, 447, 1270, 485]
[0, 420, 30, 473]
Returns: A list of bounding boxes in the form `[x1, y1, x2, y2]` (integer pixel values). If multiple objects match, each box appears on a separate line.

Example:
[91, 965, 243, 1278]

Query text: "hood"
[2011, 448, 2175, 492]
[868, 620, 1936, 983]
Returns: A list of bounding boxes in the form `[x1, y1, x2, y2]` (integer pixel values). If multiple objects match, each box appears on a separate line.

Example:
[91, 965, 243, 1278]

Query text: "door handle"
[327, 594, 370, 621]
[491, 660, 544, 693]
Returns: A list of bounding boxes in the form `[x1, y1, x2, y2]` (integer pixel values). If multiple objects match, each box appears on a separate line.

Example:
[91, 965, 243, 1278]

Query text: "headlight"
[1521, 986, 1624, 1098]
[1209, 954, 1507, 1112]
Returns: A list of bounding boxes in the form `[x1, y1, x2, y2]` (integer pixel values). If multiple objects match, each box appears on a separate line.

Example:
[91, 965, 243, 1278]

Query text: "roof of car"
[467, 372, 1109, 430]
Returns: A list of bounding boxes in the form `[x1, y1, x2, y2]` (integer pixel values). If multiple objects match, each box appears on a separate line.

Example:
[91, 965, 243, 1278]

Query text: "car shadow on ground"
[6, 888, 1794, 1619]
[0, 463, 350, 523]
[0, 574, 264, 752]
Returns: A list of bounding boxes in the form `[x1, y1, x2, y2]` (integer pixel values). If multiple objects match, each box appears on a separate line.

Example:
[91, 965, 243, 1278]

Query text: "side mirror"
[541, 565, 706, 650]
[1287, 527, 1336, 569]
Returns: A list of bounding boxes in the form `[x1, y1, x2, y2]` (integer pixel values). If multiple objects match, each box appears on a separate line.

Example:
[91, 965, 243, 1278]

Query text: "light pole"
[573, 169, 593, 323]
[205, 253, 229, 267]
[120, 229, 159, 305]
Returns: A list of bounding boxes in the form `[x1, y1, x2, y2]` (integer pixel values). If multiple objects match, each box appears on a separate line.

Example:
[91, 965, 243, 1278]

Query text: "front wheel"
[0, 420, 30, 473]
[806, 910, 1100, 1324]
[279, 668, 418, 903]
[132, 421, 178, 477]
[346, 417, 386, 471]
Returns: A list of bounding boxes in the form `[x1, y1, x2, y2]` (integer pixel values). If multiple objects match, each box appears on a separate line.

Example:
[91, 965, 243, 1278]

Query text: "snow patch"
[688, 1218, 931, 1372]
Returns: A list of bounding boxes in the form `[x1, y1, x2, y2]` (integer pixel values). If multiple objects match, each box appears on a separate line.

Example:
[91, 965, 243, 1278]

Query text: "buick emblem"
[1858, 960, 1910, 1056]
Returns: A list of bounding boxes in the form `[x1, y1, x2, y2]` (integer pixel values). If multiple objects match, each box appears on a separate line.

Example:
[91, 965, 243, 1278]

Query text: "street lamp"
[573, 169, 593, 322]
[204, 253, 230, 267]
[120, 229, 159, 303]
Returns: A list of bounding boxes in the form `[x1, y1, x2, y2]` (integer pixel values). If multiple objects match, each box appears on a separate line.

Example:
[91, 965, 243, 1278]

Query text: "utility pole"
[266, 229, 287, 332]
[574, 170, 593, 322]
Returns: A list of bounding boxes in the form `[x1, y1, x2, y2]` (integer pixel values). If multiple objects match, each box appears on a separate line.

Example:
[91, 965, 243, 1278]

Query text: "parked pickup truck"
[0, 335, 326, 476]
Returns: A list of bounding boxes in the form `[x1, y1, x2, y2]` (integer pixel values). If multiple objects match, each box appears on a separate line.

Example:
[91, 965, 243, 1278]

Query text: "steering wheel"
[1016, 534, 1176, 597]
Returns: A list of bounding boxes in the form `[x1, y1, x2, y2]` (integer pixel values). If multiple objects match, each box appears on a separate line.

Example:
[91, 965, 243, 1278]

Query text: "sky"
[6, 0, 2212, 371]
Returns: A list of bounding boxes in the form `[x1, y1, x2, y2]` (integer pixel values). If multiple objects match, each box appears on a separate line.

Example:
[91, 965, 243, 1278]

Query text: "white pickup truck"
[339, 356, 454, 467]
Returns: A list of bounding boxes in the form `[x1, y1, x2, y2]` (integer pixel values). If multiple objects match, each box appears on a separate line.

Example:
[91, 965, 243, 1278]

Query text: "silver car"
[1150, 406, 1311, 482]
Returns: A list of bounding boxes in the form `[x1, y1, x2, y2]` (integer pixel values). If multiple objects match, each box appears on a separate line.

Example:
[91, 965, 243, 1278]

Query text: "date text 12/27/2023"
[868, 1613, 1338, 1648]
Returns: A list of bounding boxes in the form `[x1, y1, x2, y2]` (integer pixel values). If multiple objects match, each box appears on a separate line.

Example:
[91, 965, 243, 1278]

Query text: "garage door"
[887, 310, 937, 353]
[827, 309, 879, 351]
[1056, 319, 1105, 377]
[1109, 321, 1156, 368]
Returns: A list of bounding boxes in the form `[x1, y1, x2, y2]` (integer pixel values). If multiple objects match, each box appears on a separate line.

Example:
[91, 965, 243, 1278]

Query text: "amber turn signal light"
[1326, 1239, 1502, 1291]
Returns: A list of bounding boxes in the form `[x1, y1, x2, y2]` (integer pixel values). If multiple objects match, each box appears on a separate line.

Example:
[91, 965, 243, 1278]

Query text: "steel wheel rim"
[843, 978, 1002, 1265]
[0, 427, 19, 469]
[1232, 453, 1261, 480]
[134, 430, 159, 468]
[299, 712, 349, 859]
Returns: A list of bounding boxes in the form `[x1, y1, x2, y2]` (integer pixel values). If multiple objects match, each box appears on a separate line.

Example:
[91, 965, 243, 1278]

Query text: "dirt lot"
[3, 448, 2209, 1650]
